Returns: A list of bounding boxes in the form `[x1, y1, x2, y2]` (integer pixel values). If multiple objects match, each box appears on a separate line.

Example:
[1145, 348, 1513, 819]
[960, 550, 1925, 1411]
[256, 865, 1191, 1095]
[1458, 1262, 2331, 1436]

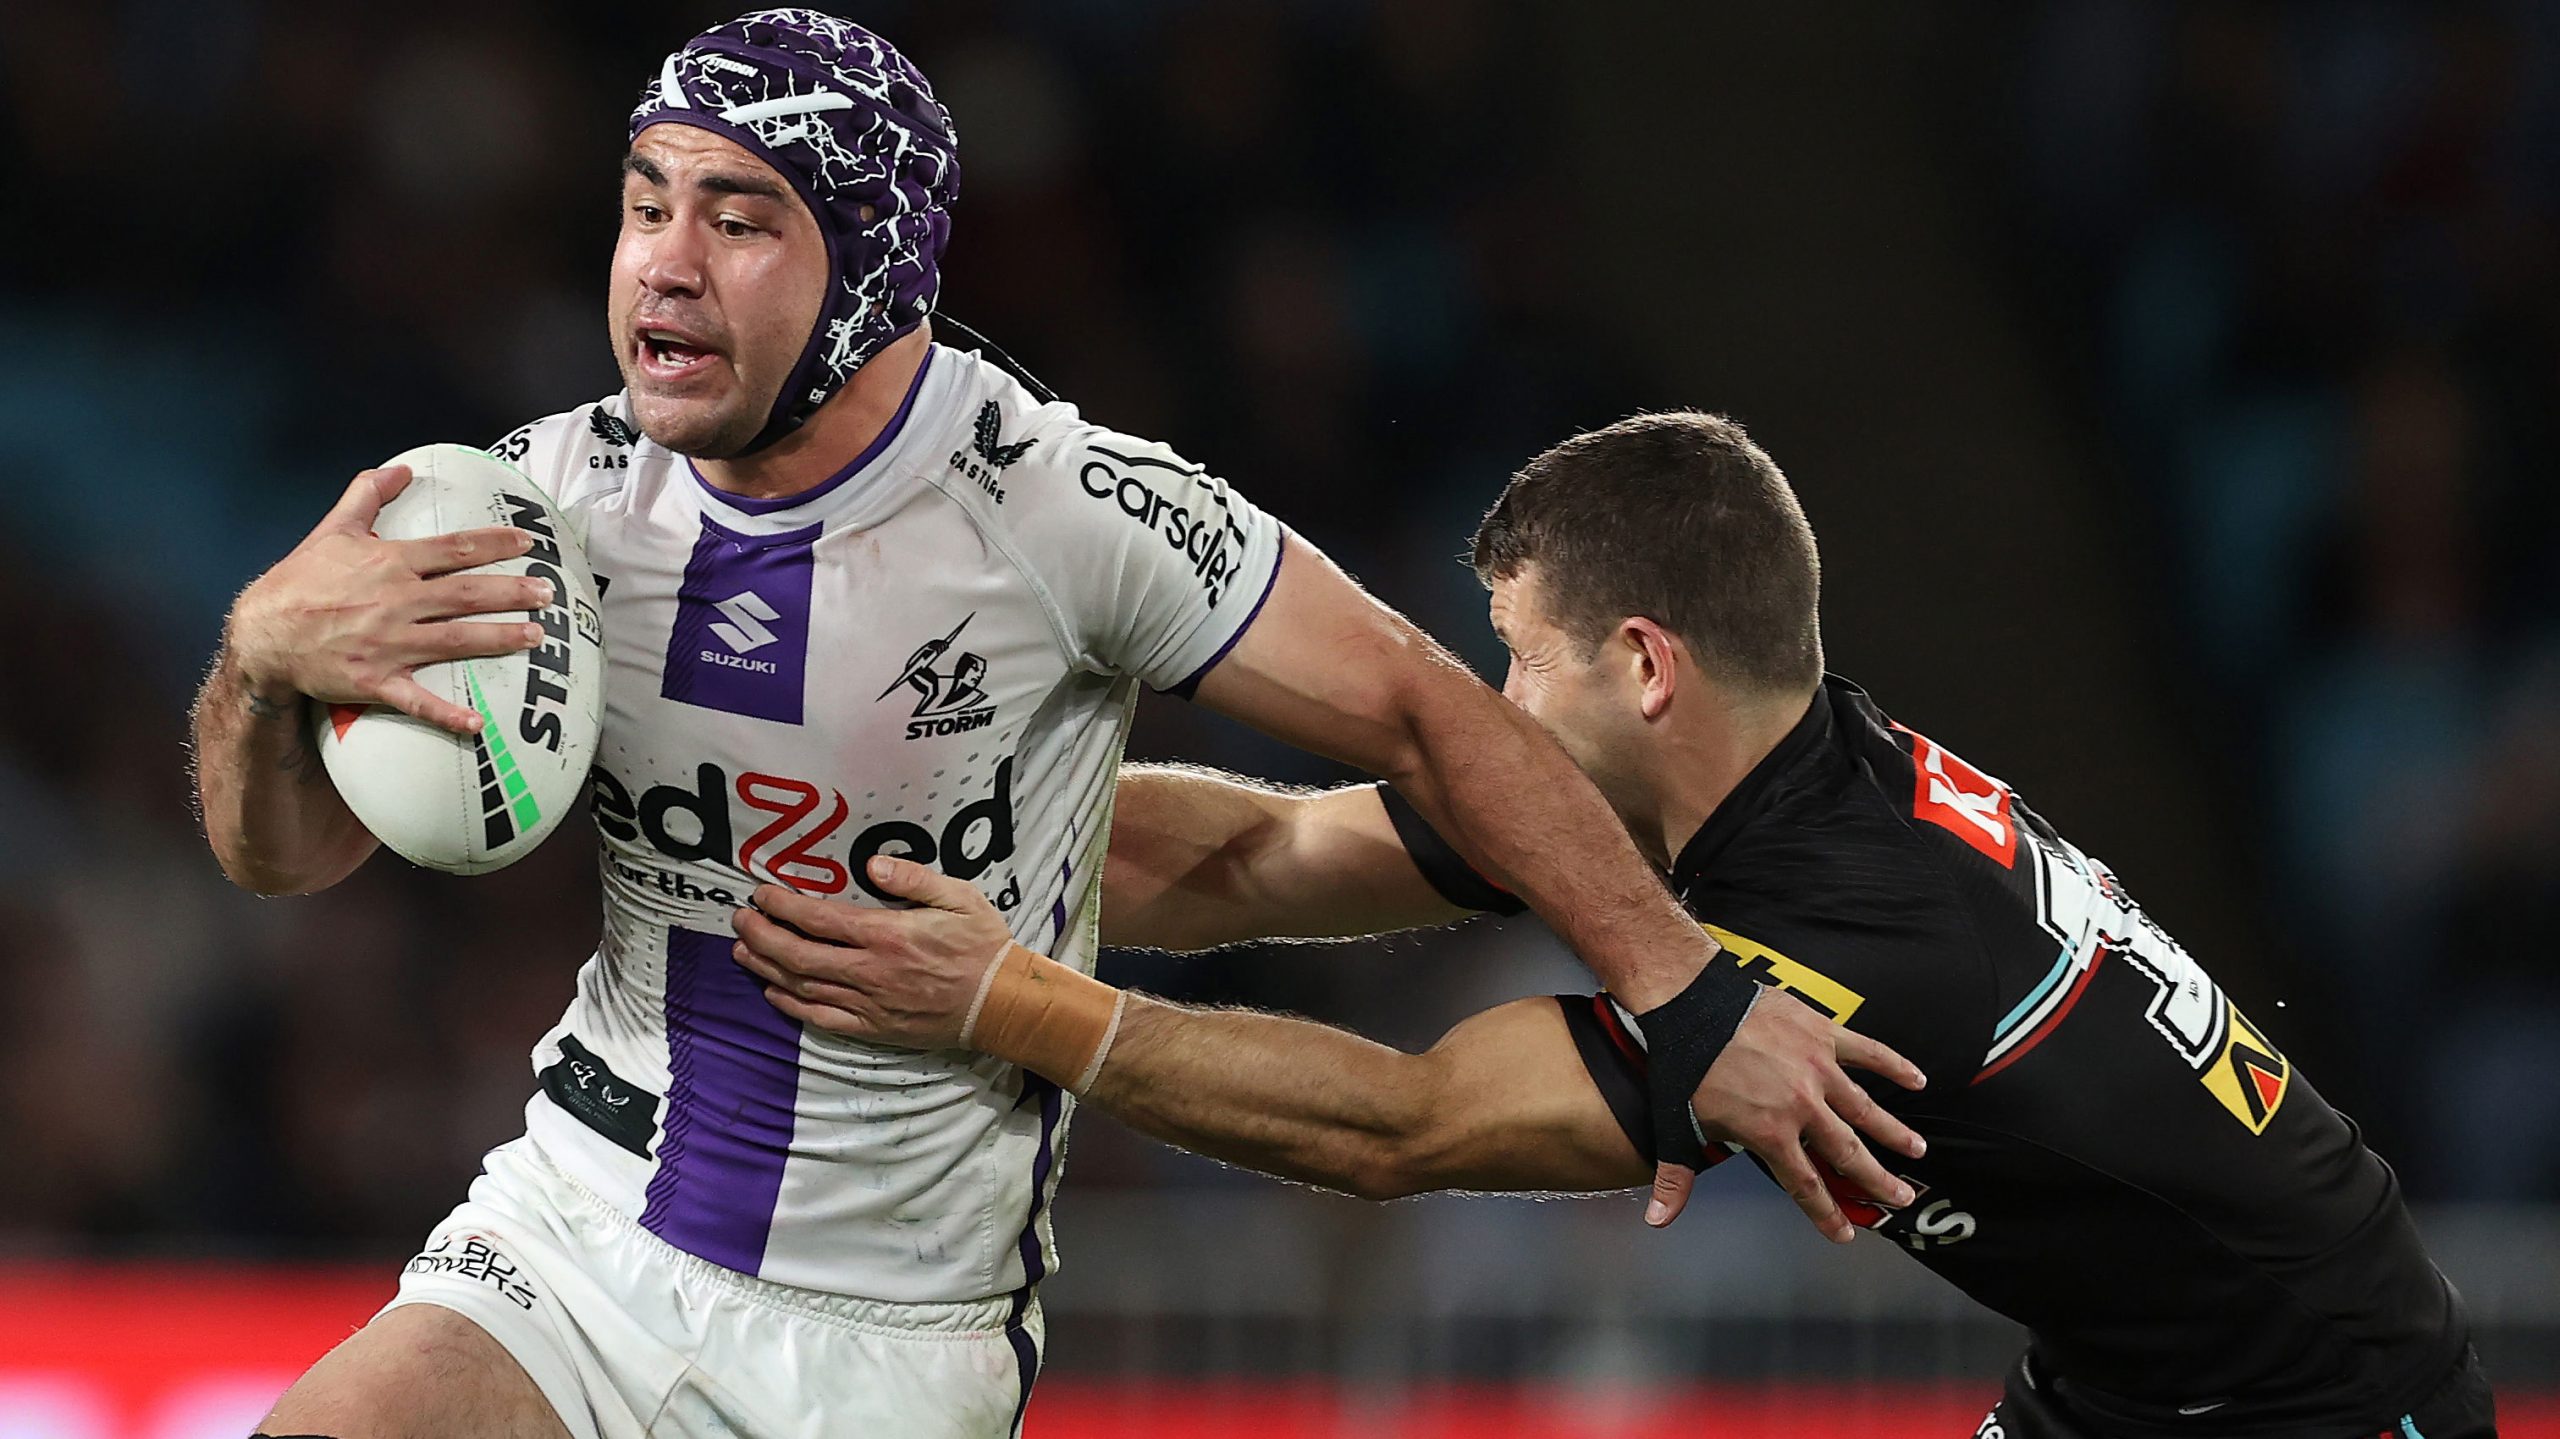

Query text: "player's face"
[611, 126, 829, 458]
[1488, 573, 1649, 823]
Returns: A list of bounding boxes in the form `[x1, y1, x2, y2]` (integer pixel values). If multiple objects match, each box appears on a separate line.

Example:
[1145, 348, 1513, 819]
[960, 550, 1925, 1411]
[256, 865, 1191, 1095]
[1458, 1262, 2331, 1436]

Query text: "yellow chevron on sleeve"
[1703, 923, 1868, 1025]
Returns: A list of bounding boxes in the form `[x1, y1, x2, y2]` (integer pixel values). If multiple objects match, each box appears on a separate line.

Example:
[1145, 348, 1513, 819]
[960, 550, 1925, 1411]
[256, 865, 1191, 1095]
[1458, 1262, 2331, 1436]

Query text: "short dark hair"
[1470, 411, 1823, 694]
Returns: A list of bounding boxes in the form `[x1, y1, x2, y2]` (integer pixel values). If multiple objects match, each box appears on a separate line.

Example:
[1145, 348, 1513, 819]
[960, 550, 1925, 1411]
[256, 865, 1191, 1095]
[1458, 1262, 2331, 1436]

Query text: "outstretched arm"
[730, 857, 1924, 1224]
[1101, 766, 1468, 951]
[1067, 993, 1646, 1200]
[1169, 534, 1928, 1236]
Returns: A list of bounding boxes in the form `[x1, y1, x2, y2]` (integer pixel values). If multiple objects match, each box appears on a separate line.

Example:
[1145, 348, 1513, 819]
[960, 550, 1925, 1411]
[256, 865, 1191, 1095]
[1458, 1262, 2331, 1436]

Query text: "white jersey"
[487, 345, 1283, 1303]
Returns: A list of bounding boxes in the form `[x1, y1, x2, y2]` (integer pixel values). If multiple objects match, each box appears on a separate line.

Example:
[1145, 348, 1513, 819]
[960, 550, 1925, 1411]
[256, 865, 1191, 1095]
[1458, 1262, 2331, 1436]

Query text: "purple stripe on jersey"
[639, 927, 803, 1275]
[1047, 843, 1075, 949]
[1162, 538, 1285, 700]
[688, 347, 935, 516]
[1013, 1074, 1064, 1287]
[661, 518, 821, 724]
[1003, 1076, 1063, 1434]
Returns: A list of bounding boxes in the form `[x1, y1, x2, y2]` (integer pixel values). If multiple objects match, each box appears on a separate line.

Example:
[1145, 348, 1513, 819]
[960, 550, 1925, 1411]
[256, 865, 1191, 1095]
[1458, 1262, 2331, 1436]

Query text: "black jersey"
[1387, 677, 2474, 1436]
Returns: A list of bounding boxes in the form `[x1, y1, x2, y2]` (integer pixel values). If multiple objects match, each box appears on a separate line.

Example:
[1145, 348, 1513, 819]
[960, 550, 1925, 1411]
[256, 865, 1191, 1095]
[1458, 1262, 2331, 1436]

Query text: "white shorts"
[382, 1136, 1042, 1439]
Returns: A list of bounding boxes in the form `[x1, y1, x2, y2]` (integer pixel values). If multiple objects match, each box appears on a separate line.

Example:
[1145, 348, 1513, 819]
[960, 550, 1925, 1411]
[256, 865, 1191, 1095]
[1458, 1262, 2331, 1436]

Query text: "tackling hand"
[222, 465, 551, 735]
[731, 857, 1014, 1048]
[1649, 986, 1929, 1241]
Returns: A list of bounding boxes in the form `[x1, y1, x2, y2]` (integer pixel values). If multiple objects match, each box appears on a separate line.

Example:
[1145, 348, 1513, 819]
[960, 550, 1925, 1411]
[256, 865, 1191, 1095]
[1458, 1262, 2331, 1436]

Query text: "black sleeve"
[1555, 994, 1656, 1164]
[1377, 784, 1529, 915]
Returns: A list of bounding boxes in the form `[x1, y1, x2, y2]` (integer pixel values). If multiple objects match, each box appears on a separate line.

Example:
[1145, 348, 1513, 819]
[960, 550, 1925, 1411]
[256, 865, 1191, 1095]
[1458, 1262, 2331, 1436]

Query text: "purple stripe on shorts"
[1002, 1286, 1040, 1435]
[639, 927, 803, 1275]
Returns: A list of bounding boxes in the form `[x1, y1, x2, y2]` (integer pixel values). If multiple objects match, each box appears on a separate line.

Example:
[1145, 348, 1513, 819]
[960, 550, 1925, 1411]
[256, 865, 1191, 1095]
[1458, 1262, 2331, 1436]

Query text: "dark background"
[3, 0, 2554, 1401]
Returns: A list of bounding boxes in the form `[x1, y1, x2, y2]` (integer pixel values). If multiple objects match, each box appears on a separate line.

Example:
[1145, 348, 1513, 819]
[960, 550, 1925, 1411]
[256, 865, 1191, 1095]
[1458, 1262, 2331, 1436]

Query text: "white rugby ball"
[314, 443, 604, 875]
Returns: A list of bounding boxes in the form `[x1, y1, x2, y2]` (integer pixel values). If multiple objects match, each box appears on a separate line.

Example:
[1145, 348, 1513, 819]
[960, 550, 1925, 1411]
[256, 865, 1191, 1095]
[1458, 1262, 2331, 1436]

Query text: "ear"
[1617, 617, 1681, 721]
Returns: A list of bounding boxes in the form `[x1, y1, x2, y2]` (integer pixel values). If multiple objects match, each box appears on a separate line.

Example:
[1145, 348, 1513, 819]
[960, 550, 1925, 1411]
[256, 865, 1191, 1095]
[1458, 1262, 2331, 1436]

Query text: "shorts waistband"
[503, 1135, 1023, 1338]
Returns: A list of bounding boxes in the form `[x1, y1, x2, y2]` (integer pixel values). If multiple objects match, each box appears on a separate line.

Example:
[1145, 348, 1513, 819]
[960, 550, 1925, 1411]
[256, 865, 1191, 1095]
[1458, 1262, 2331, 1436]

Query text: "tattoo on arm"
[246, 690, 324, 786]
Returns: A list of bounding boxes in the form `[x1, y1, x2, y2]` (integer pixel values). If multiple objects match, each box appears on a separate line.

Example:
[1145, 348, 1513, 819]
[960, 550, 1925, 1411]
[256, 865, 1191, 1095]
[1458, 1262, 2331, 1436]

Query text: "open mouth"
[636, 327, 722, 382]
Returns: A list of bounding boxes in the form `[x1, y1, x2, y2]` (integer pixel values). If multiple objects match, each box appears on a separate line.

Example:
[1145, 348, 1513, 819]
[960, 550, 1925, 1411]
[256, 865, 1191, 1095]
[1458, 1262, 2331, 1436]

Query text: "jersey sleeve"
[1006, 421, 1286, 695]
[1378, 784, 1529, 915]
[488, 396, 640, 518]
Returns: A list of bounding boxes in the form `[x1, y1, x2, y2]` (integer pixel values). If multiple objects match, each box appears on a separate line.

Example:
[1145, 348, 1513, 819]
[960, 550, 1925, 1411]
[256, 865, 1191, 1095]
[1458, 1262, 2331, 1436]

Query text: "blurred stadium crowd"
[0, 0, 2551, 1309]
[2011, 0, 2560, 1201]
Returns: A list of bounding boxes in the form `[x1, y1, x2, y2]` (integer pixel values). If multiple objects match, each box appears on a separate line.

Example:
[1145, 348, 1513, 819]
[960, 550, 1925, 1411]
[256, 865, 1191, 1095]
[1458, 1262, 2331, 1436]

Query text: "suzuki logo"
[710, 591, 779, 655]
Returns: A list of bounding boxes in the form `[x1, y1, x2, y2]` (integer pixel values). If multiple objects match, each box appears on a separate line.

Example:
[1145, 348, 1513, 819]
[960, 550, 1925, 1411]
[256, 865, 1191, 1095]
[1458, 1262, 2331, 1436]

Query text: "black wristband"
[1635, 963, 1764, 1169]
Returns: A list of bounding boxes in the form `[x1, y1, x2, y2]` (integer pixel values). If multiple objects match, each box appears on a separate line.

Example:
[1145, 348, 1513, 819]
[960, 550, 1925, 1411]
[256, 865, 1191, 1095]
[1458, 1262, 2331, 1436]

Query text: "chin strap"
[935, 313, 1058, 404]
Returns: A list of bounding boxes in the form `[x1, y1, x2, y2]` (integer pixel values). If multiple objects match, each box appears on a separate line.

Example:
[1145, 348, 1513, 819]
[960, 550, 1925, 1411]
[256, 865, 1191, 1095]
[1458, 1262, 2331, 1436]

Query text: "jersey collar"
[1666, 678, 1839, 895]
[685, 344, 939, 532]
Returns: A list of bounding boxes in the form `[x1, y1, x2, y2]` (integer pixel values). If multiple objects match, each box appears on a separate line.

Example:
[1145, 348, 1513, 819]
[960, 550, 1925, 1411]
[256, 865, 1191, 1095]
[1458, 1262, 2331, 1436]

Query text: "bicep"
[1187, 531, 1474, 778]
[1100, 767, 1467, 949]
[1404, 997, 1651, 1194]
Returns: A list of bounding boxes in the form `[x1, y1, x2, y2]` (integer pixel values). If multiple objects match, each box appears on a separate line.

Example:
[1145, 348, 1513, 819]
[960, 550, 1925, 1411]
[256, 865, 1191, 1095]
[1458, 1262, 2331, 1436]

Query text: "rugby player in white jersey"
[189, 13, 1923, 1439]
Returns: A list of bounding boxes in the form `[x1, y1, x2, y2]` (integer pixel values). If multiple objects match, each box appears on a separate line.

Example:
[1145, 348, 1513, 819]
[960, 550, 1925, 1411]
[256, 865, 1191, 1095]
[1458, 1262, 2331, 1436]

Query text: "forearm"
[1103, 767, 1462, 950]
[1380, 675, 1708, 1009]
[1033, 989, 1639, 1200]
[1078, 997, 1444, 1199]
[1187, 539, 1712, 1008]
[740, 855, 1650, 1199]
[190, 642, 373, 895]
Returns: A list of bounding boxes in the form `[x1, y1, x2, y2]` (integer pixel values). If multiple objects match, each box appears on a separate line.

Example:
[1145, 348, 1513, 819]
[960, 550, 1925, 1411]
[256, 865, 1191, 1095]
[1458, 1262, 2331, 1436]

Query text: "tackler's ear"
[1620, 616, 1681, 722]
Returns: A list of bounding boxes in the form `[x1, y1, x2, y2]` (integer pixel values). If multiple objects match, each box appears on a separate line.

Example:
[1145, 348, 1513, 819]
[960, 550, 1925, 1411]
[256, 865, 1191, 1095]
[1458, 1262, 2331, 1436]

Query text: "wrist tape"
[959, 943, 1128, 1095]
[1634, 964, 1764, 1169]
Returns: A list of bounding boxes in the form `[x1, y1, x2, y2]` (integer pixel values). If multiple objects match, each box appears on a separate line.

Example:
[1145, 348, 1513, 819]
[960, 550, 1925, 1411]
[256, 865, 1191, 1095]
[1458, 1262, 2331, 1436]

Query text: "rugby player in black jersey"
[732, 412, 2494, 1438]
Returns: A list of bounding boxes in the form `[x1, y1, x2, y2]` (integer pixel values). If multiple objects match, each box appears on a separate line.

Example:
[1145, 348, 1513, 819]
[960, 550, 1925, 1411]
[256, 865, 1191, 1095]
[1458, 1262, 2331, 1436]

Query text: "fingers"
[1764, 1137, 1856, 1245]
[1828, 1065, 1928, 1160]
[1810, 1112, 1915, 1210]
[398, 526, 537, 578]
[414, 573, 556, 622]
[731, 938, 874, 1011]
[748, 884, 877, 947]
[325, 466, 410, 532]
[409, 620, 547, 665]
[758, 981, 878, 1039]
[1643, 1163, 1695, 1228]
[374, 674, 484, 736]
[1833, 1026, 1928, 1093]
[735, 905, 876, 986]
[863, 855, 990, 913]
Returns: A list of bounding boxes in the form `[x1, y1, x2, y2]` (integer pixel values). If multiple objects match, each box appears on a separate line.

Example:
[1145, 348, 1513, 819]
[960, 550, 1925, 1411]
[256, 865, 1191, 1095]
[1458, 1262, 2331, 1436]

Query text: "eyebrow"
[621, 152, 787, 202]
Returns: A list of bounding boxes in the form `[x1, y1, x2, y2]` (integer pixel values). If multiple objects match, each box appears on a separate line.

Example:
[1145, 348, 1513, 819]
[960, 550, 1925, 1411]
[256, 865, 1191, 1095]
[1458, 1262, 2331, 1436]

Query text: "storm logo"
[878, 614, 996, 740]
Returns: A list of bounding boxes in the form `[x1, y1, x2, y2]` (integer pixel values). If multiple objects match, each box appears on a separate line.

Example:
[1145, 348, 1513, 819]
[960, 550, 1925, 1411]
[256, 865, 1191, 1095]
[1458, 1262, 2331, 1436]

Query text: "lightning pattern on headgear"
[632, 9, 959, 453]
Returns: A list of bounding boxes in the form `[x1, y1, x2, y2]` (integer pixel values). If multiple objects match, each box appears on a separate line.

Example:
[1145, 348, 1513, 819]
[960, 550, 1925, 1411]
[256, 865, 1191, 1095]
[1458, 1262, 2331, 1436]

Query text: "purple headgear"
[632, 10, 960, 455]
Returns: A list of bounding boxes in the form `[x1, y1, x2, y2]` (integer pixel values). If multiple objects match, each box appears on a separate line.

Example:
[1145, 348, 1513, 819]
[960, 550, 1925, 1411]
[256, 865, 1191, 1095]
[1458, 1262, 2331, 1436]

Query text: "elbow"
[1370, 657, 1512, 794]
[215, 853, 315, 897]
[1338, 1140, 1431, 1202]
[206, 833, 350, 897]
[1331, 1057, 1456, 1202]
